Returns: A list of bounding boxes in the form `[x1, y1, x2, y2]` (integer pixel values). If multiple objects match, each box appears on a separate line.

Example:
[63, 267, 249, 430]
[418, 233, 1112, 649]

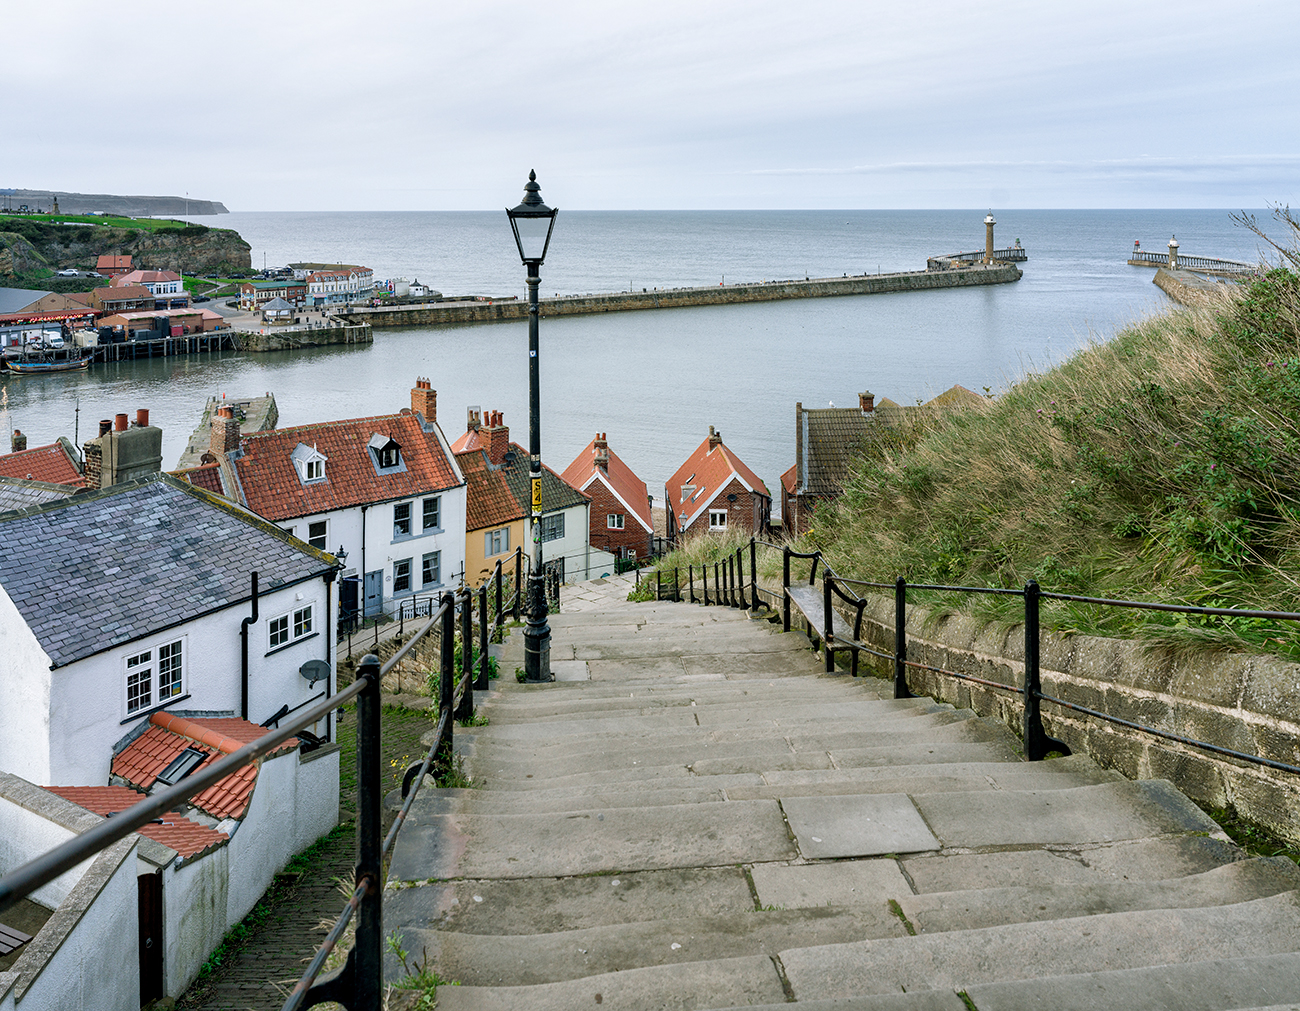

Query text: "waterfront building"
[666, 426, 771, 543]
[452, 408, 605, 586]
[238, 277, 308, 311]
[295, 264, 375, 305]
[87, 283, 155, 314]
[95, 253, 133, 276]
[177, 378, 467, 620]
[113, 269, 190, 310]
[561, 432, 654, 563]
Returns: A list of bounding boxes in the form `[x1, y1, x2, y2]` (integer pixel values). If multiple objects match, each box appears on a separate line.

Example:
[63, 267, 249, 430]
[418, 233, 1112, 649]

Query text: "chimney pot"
[485, 412, 509, 465]
[115, 413, 128, 432]
[411, 378, 438, 422]
[136, 408, 149, 428]
[708, 426, 722, 450]
[99, 419, 112, 436]
[859, 391, 875, 413]
[10, 429, 26, 453]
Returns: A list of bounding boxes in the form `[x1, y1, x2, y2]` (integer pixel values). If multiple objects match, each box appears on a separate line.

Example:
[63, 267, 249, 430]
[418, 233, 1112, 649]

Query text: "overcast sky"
[7, 0, 1297, 211]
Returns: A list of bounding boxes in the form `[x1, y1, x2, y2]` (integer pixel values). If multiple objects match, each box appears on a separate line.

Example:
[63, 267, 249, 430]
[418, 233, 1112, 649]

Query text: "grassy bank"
[646, 251, 1300, 660]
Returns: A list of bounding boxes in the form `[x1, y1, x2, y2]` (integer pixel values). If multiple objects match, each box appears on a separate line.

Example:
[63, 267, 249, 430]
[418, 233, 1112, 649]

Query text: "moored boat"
[5, 355, 91, 374]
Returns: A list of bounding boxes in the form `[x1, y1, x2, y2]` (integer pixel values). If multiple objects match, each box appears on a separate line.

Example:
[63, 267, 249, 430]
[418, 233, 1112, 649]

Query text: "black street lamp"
[506, 170, 559, 683]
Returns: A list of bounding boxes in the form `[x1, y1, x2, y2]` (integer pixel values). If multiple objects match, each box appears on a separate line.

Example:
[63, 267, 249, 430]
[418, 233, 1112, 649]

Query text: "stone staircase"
[385, 576, 1300, 1010]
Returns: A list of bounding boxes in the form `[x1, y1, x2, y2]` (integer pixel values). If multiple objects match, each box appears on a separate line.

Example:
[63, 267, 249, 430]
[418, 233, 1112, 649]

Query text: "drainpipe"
[323, 567, 336, 742]
[239, 572, 259, 721]
[360, 505, 368, 616]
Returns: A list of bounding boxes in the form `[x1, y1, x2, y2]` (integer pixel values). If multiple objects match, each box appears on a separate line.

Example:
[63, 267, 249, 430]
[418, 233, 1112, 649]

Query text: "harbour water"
[0, 209, 1273, 499]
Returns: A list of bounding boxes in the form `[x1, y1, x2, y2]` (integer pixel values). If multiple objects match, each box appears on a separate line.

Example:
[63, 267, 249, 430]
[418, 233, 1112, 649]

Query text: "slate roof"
[0, 474, 336, 667]
[111, 712, 297, 822]
[234, 412, 463, 522]
[47, 784, 228, 859]
[0, 439, 82, 485]
[456, 448, 523, 532]
[667, 432, 770, 530]
[0, 476, 79, 512]
[796, 406, 881, 497]
[499, 443, 589, 515]
[561, 438, 653, 534]
[0, 288, 47, 314]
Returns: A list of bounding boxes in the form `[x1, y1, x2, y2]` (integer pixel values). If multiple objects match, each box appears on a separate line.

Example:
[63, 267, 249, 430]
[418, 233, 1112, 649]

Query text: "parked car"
[56, 268, 79, 277]
[43, 334, 65, 349]
[193, 295, 211, 303]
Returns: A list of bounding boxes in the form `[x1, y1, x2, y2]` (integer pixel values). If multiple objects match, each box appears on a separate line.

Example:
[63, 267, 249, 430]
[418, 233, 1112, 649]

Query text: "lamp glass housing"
[506, 170, 558, 265]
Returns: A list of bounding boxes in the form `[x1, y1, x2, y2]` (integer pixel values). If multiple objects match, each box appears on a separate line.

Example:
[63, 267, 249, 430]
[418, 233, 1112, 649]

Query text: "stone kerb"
[826, 591, 1300, 844]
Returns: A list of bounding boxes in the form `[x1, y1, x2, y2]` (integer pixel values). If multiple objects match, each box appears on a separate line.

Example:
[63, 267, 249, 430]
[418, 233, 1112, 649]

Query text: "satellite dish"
[300, 659, 331, 687]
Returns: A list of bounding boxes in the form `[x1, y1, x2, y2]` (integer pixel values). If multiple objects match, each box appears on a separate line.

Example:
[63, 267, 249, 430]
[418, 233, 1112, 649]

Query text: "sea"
[0, 209, 1273, 503]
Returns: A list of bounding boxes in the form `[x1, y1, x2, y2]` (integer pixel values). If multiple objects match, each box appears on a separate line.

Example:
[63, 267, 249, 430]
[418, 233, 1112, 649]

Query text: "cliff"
[0, 219, 251, 278]
[6, 190, 228, 216]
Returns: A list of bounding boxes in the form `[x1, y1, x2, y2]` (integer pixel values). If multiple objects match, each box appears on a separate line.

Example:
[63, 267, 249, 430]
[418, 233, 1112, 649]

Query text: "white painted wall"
[160, 848, 229, 998]
[0, 798, 83, 909]
[223, 748, 297, 926]
[0, 586, 54, 785]
[529, 502, 594, 581]
[41, 576, 333, 787]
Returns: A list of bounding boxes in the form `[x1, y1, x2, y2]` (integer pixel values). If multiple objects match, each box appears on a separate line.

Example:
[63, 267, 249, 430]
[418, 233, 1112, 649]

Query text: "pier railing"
[1128, 249, 1256, 274]
[639, 537, 1300, 773]
[0, 575, 515, 1010]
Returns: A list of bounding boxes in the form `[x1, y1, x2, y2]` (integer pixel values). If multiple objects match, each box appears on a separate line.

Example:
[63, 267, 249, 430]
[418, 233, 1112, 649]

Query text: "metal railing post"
[513, 548, 522, 621]
[736, 548, 747, 610]
[1022, 580, 1068, 760]
[457, 590, 474, 722]
[894, 577, 913, 699]
[703, 563, 710, 606]
[715, 563, 721, 606]
[495, 561, 503, 631]
[689, 565, 695, 603]
[782, 547, 791, 632]
[476, 584, 490, 691]
[656, 568, 662, 601]
[823, 573, 835, 672]
[674, 567, 679, 602]
[354, 652, 383, 1011]
[750, 537, 759, 613]
[438, 592, 455, 775]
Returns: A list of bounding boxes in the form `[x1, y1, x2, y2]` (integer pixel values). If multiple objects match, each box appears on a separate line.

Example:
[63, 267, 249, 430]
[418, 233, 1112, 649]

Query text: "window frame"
[267, 604, 316, 653]
[393, 501, 412, 538]
[485, 527, 509, 557]
[124, 637, 185, 717]
[709, 509, 728, 530]
[607, 513, 625, 529]
[307, 519, 328, 550]
[539, 513, 565, 543]
[393, 558, 413, 593]
[422, 496, 441, 531]
[421, 550, 441, 588]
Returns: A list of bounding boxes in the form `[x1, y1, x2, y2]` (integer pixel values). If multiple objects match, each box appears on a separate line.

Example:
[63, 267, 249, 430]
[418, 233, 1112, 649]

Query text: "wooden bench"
[785, 580, 869, 675]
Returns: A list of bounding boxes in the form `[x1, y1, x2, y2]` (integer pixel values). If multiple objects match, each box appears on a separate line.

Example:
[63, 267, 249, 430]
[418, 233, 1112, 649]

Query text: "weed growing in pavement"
[437, 754, 473, 789]
[387, 931, 459, 1007]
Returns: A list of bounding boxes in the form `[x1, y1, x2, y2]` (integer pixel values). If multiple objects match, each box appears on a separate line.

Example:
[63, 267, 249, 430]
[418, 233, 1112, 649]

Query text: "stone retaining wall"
[348, 264, 1023, 329]
[239, 323, 372, 352]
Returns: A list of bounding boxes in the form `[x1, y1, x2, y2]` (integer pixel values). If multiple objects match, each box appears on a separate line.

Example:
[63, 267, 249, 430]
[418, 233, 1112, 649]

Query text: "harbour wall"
[238, 322, 372, 353]
[346, 263, 1023, 329]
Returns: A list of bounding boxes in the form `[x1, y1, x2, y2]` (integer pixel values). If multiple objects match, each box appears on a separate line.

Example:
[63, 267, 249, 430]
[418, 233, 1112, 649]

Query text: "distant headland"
[1, 189, 228, 216]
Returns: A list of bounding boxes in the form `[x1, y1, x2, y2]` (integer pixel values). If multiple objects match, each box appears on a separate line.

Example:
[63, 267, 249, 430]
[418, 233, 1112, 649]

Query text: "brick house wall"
[682, 477, 769, 538]
[585, 477, 652, 559]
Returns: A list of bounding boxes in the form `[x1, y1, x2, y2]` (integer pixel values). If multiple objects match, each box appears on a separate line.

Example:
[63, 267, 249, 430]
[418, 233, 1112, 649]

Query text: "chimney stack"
[708, 425, 722, 450]
[85, 406, 162, 489]
[210, 405, 241, 458]
[484, 410, 510, 466]
[10, 429, 26, 453]
[466, 406, 482, 432]
[859, 391, 875, 414]
[411, 377, 437, 422]
[594, 432, 609, 471]
[135, 408, 149, 428]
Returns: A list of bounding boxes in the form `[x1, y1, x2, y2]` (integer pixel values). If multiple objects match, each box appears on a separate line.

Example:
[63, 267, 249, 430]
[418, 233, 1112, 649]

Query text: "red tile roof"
[456, 449, 524, 532]
[561, 437, 653, 534]
[667, 431, 770, 530]
[450, 427, 485, 454]
[97, 255, 132, 271]
[47, 785, 228, 859]
[175, 463, 224, 494]
[0, 441, 82, 486]
[111, 712, 297, 821]
[234, 412, 462, 522]
[114, 270, 181, 286]
[781, 463, 797, 496]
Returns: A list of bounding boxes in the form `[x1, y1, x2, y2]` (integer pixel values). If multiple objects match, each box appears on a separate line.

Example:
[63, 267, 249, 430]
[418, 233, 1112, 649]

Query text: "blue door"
[364, 570, 383, 617]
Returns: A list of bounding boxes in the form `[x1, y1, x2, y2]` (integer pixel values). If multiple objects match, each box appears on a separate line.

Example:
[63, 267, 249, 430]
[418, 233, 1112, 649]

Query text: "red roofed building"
[561, 433, 653, 561]
[48, 784, 228, 860]
[189, 379, 466, 619]
[666, 426, 771, 543]
[0, 435, 83, 485]
[97, 254, 133, 277]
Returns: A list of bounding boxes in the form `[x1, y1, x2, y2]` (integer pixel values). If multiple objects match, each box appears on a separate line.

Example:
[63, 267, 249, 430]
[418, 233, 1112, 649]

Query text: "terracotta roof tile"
[667, 433, 770, 530]
[172, 462, 224, 494]
[96, 255, 132, 270]
[0, 441, 82, 486]
[235, 412, 461, 522]
[47, 785, 228, 859]
[561, 438, 653, 533]
[110, 712, 296, 821]
[456, 449, 524, 532]
[114, 270, 181, 286]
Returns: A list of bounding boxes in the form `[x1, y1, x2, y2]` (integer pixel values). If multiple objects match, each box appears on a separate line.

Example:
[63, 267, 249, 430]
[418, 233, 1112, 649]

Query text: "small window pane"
[126, 651, 153, 714]
[158, 641, 183, 700]
[423, 497, 440, 530]
[540, 513, 564, 542]
[394, 559, 412, 593]
[394, 502, 412, 536]
[306, 458, 323, 480]
[422, 551, 440, 586]
[270, 615, 290, 647]
[308, 521, 327, 549]
[294, 606, 313, 638]
[607, 513, 624, 529]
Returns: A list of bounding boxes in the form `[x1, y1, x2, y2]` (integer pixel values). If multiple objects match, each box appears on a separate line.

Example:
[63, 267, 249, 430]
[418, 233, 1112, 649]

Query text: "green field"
[0, 212, 208, 233]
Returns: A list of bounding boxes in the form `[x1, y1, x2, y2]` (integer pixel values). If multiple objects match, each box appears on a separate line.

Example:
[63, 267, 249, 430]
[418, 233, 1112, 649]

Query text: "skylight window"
[155, 746, 208, 786]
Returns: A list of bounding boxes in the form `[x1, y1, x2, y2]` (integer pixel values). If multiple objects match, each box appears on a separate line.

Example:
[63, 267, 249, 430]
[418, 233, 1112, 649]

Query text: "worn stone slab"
[779, 893, 1300, 1000]
[389, 800, 796, 881]
[898, 857, 1300, 933]
[698, 995, 968, 1011]
[902, 835, 1243, 893]
[964, 952, 1300, 1011]
[751, 858, 912, 909]
[386, 866, 754, 935]
[549, 660, 590, 681]
[913, 779, 1220, 849]
[414, 782, 740, 812]
[783, 794, 939, 858]
[434, 953, 785, 1011]
[403, 906, 905, 987]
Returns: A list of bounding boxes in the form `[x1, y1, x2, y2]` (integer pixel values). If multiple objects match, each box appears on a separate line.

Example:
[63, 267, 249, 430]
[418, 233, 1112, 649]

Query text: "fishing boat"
[5, 354, 91, 374]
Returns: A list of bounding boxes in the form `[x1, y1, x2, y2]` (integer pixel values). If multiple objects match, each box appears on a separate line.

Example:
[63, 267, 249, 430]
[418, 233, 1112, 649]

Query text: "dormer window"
[291, 442, 328, 485]
[368, 433, 406, 474]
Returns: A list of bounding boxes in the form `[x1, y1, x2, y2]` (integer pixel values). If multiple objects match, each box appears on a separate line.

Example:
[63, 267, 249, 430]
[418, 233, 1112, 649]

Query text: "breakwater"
[345, 262, 1023, 329]
[238, 321, 372, 352]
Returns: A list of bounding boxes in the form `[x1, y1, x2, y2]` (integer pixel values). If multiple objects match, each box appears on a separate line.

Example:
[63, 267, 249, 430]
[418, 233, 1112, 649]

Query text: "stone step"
[481, 677, 899, 713]
[777, 892, 1300, 1001]
[432, 953, 786, 1011]
[963, 951, 1300, 1011]
[388, 798, 797, 882]
[895, 857, 1300, 933]
[483, 693, 939, 727]
[396, 905, 906, 988]
[466, 741, 1024, 793]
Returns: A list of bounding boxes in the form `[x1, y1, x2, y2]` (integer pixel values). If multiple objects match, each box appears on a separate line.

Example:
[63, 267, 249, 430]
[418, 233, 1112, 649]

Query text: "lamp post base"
[523, 574, 552, 683]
